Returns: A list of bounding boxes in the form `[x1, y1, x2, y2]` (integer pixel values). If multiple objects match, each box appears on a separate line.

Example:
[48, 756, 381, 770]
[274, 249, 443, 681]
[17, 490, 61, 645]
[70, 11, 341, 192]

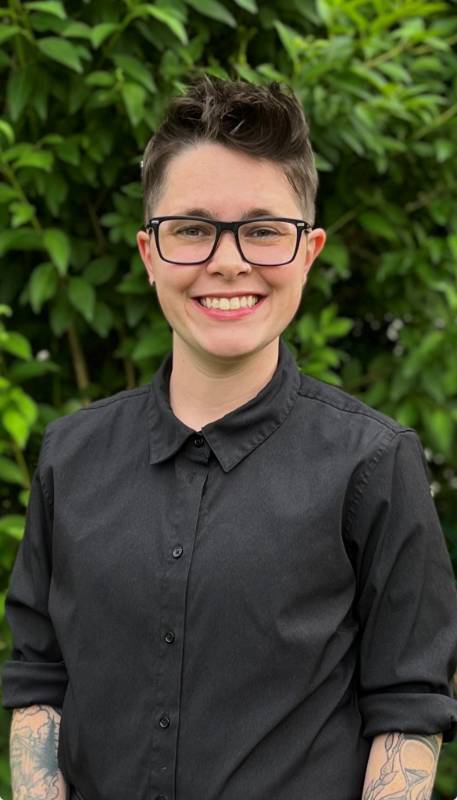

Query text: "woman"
[3, 75, 457, 800]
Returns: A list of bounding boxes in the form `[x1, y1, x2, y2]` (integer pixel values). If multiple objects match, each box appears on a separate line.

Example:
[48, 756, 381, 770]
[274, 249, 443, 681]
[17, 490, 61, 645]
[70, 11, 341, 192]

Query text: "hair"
[141, 74, 318, 225]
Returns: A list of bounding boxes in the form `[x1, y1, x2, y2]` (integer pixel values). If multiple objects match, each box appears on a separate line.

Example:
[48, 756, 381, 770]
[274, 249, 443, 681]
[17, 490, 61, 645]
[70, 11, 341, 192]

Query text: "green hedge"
[1, 1, 456, 797]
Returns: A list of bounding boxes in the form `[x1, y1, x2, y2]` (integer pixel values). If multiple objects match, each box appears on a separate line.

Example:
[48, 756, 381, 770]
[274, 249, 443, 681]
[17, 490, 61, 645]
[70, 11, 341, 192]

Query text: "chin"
[197, 334, 261, 360]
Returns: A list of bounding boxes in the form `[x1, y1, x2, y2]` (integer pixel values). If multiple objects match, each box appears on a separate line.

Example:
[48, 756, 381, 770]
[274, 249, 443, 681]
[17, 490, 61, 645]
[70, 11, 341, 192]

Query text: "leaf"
[113, 55, 156, 92]
[25, 1, 67, 19]
[62, 21, 92, 39]
[85, 70, 115, 88]
[0, 24, 20, 44]
[2, 409, 29, 448]
[359, 211, 398, 241]
[316, 0, 333, 25]
[133, 5, 188, 45]
[6, 68, 33, 122]
[37, 36, 82, 72]
[116, 273, 146, 294]
[0, 183, 19, 202]
[49, 294, 73, 335]
[232, 0, 257, 10]
[132, 326, 172, 359]
[0, 331, 32, 360]
[15, 150, 54, 171]
[9, 359, 59, 382]
[90, 23, 119, 48]
[43, 228, 71, 274]
[56, 136, 79, 165]
[0, 457, 23, 485]
[68, 277, 96, 322]
[0, 120, 15, 145]
[43, 172, 68, 215]
[319, 241, 350, 274]
[121, 82, 147, 126]
[422, 407, 454, 458]
[0, 515, 25, 540]
[184, 0, 236, 26]
[10, 201, 35, 228]
[29, 262, 59, 312]
[273, 20, 302, 63]
[83, 256, 117, 286]
[0, 229, 41, 255]
[90, 300, 114, 337]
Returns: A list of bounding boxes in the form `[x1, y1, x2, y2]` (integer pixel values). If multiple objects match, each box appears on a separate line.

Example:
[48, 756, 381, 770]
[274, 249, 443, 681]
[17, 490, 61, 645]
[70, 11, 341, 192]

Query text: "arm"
[362, 731, 442, 800]
[10, 705, 69, 800]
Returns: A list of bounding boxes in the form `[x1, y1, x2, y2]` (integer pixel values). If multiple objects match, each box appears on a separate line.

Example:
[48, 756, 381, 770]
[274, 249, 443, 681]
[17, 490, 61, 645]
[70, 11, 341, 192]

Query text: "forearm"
[10, 704, 68, 800]
[362, 731, 442, 799]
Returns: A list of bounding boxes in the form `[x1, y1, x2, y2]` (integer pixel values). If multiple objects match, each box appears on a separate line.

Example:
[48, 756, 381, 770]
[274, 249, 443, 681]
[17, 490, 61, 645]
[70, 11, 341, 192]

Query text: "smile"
[191, 295, 267, 320]
[198, 295, 261, 309]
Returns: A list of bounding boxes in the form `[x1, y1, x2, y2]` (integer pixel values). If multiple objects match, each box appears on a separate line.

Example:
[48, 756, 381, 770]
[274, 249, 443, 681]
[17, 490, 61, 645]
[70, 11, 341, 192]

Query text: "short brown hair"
[141, 74, 318, 225]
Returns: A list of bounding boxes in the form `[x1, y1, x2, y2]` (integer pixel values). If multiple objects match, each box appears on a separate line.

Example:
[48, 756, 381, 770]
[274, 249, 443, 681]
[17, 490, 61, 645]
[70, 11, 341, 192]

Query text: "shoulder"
[297, 373, 407, 434]
[295, 372, 417, 461]
[42, 384, 151, 462]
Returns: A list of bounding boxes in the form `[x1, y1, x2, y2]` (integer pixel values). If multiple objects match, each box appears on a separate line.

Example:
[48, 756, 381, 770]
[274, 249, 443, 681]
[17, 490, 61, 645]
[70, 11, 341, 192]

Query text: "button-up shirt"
[3, 337, 457, 800]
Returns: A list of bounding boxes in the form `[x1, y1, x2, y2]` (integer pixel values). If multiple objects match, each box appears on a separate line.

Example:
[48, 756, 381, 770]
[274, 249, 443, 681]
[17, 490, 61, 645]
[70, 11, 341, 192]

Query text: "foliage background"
[0, 0, 456, 797]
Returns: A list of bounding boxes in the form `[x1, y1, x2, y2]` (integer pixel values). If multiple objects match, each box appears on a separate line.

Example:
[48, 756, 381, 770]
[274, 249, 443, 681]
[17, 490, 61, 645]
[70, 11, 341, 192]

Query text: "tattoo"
[362, 733, 441, 800]
[10, 705, 63, 800]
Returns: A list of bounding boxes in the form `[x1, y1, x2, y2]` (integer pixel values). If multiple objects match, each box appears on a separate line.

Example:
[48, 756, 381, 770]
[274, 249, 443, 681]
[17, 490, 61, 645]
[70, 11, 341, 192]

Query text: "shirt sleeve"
[344, 428, 457, 743]
[1, 426, 68, 709]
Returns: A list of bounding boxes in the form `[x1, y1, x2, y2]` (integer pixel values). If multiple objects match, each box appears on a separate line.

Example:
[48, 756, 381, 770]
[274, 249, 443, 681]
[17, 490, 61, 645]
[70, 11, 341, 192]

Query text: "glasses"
[144, 216, 313, 267]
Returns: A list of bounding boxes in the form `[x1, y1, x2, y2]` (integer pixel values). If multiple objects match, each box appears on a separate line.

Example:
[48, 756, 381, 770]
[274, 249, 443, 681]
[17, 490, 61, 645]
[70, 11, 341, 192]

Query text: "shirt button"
[164, 630, 175, 644]
[159, 715, 170, 729]
[172, 545, 183, 558]
[193, 434, 204, 447]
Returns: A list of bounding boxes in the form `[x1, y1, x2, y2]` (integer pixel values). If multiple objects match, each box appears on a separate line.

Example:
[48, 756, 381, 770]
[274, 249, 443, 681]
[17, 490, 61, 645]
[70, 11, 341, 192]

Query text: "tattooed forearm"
[10, 704, 68, 800]
[362, 731, 443, 800]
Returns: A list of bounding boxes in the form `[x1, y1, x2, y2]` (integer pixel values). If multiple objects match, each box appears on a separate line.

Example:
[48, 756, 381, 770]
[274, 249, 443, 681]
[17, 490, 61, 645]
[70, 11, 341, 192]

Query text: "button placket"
[150, 457, 210, 799]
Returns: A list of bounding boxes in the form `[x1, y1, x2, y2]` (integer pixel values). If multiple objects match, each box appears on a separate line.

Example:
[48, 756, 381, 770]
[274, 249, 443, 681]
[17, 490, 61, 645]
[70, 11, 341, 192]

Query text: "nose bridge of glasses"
[212, 221, 245, 260]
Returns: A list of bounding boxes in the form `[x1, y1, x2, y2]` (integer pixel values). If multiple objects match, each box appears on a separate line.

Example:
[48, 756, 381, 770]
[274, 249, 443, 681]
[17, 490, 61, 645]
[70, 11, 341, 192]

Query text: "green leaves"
[68, 277, 96, 322]
[43, 228, 71, 274]
[25, 0, 67, 19]
[121, 83, 147, 126]
[37, 36, 83, 72]
[90, 23, 120, 48]
[6, 67, 34, 121]
[126, 5, 188, 45]
[29, 262, 59, 312]
[184, 0, 237, 27]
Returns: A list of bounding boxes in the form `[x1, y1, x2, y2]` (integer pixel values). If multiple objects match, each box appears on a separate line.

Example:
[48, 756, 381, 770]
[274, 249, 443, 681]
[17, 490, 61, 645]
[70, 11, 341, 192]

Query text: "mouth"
[194, 294, 265, 310]
[191, 294, 267, 319]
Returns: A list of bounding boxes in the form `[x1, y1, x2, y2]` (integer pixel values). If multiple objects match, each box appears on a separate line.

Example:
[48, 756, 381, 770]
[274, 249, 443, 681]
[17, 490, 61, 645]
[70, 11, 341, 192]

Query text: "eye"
[250, 228, 277, 238]
[175, 225, 213, 237]
[242, 224, 283, 238]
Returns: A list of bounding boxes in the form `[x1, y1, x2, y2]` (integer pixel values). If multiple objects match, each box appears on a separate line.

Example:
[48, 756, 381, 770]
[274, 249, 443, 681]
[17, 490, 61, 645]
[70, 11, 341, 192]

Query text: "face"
[137, 141, 326, 365]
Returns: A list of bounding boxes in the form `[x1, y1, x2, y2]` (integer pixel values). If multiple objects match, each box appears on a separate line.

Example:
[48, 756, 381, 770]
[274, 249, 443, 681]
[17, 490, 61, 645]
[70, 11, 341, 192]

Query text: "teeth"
[199, 295, 261, 310]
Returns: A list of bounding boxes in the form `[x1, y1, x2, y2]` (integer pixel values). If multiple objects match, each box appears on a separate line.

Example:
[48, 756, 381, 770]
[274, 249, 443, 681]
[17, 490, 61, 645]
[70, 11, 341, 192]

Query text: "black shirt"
[2, 337, 457, 800]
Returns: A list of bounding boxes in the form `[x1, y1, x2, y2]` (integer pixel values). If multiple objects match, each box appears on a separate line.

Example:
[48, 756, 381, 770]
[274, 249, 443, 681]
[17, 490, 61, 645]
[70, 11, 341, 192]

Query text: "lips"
[192, 293, 266, 299]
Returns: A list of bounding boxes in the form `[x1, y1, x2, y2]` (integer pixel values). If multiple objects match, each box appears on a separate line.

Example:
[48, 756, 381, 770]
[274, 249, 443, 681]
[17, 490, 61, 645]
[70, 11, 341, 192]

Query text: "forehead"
[156, 141, 300, 217]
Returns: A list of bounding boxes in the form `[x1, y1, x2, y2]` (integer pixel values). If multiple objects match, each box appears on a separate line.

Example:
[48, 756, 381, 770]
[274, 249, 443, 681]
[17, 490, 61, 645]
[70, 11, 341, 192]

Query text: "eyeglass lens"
[158, 218, 298, 265]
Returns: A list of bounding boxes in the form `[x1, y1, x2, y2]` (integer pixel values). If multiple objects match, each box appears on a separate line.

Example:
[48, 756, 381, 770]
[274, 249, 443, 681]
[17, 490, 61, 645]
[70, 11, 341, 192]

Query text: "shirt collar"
[148, 337, 301, 472]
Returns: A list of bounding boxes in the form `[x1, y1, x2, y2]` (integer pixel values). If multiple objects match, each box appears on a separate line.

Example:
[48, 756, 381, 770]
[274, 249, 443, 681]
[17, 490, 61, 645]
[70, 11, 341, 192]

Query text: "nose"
[205, 229, 252, 279]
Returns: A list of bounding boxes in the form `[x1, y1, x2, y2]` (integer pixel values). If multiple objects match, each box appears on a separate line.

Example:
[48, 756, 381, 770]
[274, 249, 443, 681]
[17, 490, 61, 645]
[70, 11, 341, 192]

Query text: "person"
[2, 74, 457, 800]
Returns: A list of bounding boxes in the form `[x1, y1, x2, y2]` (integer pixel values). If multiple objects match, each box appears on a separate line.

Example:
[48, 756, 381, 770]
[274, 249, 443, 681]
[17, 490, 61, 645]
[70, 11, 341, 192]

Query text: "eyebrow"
[176, 207, 279, 219]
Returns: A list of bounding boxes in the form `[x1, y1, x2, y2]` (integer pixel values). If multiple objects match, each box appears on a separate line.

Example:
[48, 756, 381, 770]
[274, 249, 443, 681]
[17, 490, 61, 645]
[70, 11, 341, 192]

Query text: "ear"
[137, 230, 155, 286]
[303, 227, 326, 283]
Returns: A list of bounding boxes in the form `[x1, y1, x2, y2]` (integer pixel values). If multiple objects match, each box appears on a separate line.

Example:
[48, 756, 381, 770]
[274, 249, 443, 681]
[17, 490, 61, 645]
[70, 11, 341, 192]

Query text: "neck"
[169, 335, 280, 432]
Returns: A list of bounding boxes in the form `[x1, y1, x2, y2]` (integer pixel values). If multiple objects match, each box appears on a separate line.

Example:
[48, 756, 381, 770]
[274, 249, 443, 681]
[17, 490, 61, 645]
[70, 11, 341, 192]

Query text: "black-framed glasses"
[143, 216, 313, 267]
